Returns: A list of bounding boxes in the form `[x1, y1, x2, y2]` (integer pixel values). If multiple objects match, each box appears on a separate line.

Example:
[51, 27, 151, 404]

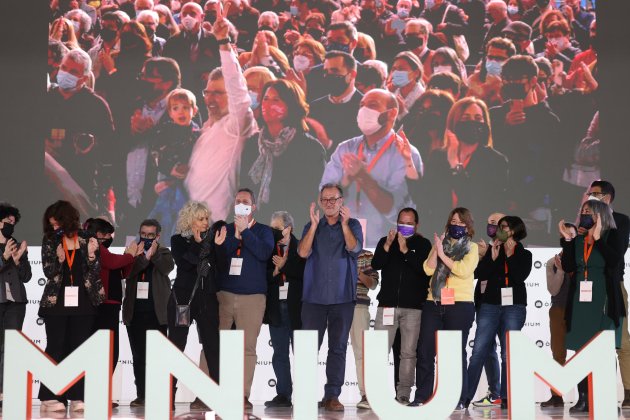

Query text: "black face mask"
[590, 36, 599, 51]
[1, 223, 14, 239]
[271, 228, 284, 244]
[144, 27, 155, 39]
[100, 28, 118, 43]
[100, 238, 113, 248]
[323, 73, 349, 96]
[454, 120, 488, 145]
[259, 25, 275, 32]
[120, 33, 143, 52]
[417, 111, 443, 131]
[404, 35, 424, 50]
[306, 28, 324, 40]
[536, 0, 550, 8]
[205, 11, 217, 24]
[501, 82, 528, 100]
[140, 238, 154, 251]
[360, 9, 376, 21]
[138, 79, 163, 100]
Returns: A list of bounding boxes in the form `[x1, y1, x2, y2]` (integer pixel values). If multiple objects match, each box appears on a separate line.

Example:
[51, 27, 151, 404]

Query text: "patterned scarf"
[430, 235, 471, 301]
[248, 126, 297, 204]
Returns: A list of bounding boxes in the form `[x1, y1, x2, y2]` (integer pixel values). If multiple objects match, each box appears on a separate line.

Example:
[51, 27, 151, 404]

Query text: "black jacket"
[371, 234, 432, 310]
[263, 235, 305, 330]
[474, 242, 532, 307]
[613, 211, 630, 281]
[0, 239, 32, 303]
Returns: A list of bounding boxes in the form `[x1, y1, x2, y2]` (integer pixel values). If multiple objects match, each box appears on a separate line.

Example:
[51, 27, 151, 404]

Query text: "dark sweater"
[309, 90, 363, 148]
[218, 222, 274, 295]
[474, 242, 532, 307]
[371, 234, 432, 310]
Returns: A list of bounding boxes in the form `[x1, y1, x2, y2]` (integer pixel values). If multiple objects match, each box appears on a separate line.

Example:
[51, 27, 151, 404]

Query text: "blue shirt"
[301, 217, 363, 305]
[320, 130, 416, 247]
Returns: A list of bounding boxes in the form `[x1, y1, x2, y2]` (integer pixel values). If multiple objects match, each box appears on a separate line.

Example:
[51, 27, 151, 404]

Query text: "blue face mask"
[248, 91, 259, 109]
[57, 69, 80, 91]
[448, 224, 467, 239]
[485, 59, 502, 77]
[391, 70, 411, 88]
[326, 41, 351, 54]
[139, 238, 154, 251]
[397, 224, 415, 238]
[290, 5, 299, 16]
[579, 214, 595, 230]
[397, 8, 409, 18]
[425, 0, 435, 9]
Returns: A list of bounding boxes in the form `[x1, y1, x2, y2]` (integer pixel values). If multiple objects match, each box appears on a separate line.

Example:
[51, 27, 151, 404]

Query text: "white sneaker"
[70, 400, 85, 412]
[41, 400, 66, 412]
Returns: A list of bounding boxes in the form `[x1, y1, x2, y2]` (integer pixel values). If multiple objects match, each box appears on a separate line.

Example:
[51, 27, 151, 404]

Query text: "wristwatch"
[217, 37, 232, 45]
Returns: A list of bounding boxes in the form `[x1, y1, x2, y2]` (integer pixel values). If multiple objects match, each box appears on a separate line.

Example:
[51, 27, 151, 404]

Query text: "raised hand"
[558, 219, 574, 241]
[340, 206, 351, 226]
[397, 232, 408, 254]
[384, 229, 397, 252]
[12, 240, 27, 264]
[592, 213, 602, 241]
[145, 240, 158, 260]
[309, 202, 320, 227]
[125, 241, 138, 256]
[87, 237, 99, 259]
[214, 226, 227, 245]
[3, 239, 15, 261]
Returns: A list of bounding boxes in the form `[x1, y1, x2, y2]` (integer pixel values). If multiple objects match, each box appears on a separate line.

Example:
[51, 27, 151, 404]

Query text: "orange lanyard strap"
[504, 260, 509, 287]
[583, 237, 595, 281]
[63, 236, 78, 286]
[277, 245, 286, 283]
[355, 133, 397, 207]
[236, 221, 256, 257]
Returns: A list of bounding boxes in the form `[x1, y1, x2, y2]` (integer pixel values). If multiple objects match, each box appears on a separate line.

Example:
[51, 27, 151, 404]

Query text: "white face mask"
[433, 65, 452, 75]
[234, 203, 252, 216]
[357, 106, 383, 136]
[549, 37, 568, 51]
[293, 55, 311, 72]
[182, 16, 197, 32]
[71, 20, 81, 35]
[507, 5, 519, 15]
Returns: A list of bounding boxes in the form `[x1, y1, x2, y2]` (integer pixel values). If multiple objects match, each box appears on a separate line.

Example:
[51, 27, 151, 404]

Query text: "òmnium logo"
[269, 339, 273, 347]
[535, 300, 543, 308]
[38, 278, 46, 286]
[534, 261, 542, 269]
[536, 340, 544, 348]
[268, 379, 276, 387]
[469, 340, 475, 348]
[36, 318, 45, 326]
[369, 319, 375, 328]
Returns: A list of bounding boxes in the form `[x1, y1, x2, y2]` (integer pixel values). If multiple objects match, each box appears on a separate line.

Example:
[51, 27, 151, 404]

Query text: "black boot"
[569, 392, 589, 413]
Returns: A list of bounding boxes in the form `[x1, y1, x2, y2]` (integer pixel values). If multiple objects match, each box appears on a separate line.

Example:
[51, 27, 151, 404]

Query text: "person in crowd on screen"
[459, 0, 486, 64]
[466, 215, 532, 410]
[263, 211, 305, 408]
[239, 31, 291, 78]
[583, 181, 630, 408]
[49, 17, 81, 51]
[239, 79, 326, 229]
[185, 14, 257, 223]
[356, 62, 386, 95]
[563, 0, 595, 50]
[419, 0, 468, 54]
[387, 51, 425, 122]
[291, 38, 326, 78]
[154, 4, 181, 39]
[430, 47, 468, 85]
[122, 218, 173, 408]
[537, 20, 581, 72]
[481, 1, 511, 53]
[320, 89, 420, 247]
[297, 183, 363, 412]
[489, 55, 560, 219]
[65, 8, 94, 51]
[48, 39, 69, 85]
[541, 221, 576, 408]
[147, 88, 200, 243]
[501, 21, 533, 56]
[168, 202, 226, 410]
[38, 200, 104, 413]
[400, 19, 434, 84]
[531, 10, 567, 55]
[348, 248, 379, 410]
[216, 188, 274, 410]
[420, 97, 508, 239]
[521, 0, 553, 30]
[469, 211, 505, 408]
[83, 217, 138, 409]
[137, 10, 167, 57]
[243, 66, 276, 123]
[0, 204, 31, 404]
[559, 199, 624, 414]
[410, 207, 479, 411]
[371, 207, 431, 406]
[505, 0, 525, 22]
[467, 37, 516, 108]
[88, 12, 123, 80]
[308, 51, 363, 150]
[426, 71, 463, 100]
[43, 49, 115, 215]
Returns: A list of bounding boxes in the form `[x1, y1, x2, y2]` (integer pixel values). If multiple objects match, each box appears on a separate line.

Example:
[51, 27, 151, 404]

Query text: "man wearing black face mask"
[490, 55, 561, 219]
[88, 12, 123, 80]
[83, 217, 138, 407]
[356, 0, 392, 59]
[309, 51, 363, 149]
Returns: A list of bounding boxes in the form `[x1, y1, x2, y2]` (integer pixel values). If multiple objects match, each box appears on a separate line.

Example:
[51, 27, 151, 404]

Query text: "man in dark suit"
[585, 180, 630, 408]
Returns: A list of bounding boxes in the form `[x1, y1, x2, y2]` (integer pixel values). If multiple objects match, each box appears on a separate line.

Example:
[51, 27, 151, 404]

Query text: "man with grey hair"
[43, 48, 115, 214]
[258, 11, 279, 32]
[403, 19, 434, 83]
[482, 0, 511, 51]
[137, 9, 166, 56]
[263, 210, 305, 408]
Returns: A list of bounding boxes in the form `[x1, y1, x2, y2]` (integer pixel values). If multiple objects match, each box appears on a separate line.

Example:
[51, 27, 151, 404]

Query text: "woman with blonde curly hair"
[168, 201, 227, 405]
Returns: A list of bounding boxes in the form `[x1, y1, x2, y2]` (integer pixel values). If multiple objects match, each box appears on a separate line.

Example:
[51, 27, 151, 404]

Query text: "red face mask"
[261, 102, 288, 123]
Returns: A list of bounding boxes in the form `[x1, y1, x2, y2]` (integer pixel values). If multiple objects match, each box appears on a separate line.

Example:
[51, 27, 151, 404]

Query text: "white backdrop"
[19, 247, 630, 404]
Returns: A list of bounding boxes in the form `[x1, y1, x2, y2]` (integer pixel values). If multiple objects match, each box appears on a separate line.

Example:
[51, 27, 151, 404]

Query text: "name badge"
[441, 287, 455, 305]
[137, 282, 149, 299]
[383, 307, 395, 326]
[501, 287, 514, 306]
[229, 258, 243, 276]
[65, 286, 79, 307]
[580, 281, 593, 302]
[480, 280, 488, 294]
[279, 284, 289, 300]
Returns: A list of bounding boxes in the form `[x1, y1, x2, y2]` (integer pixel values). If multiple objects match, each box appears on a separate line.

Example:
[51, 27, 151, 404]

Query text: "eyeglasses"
[587, 192, 607, 198]
[202, 89, 227, 97]
[320, 197, 342, 205]
[139, 232, 157, 239]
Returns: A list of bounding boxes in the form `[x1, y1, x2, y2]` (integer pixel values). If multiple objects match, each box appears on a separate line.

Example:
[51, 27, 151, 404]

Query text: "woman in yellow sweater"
[408, 207, 479, 411]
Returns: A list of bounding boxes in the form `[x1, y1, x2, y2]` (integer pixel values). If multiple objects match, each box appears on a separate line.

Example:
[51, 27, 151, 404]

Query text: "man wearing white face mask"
[215, 188, 274, 410]
[320, 89, 421, 247]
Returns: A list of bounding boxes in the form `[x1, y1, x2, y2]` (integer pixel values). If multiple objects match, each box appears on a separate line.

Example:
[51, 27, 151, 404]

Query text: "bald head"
[488, 212, 506, 225]
[487, 0, 507, 22]
[363, 88, 398, 112]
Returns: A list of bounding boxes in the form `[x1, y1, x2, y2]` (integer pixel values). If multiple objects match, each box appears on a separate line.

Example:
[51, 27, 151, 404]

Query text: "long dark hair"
[43, 200, 80, 239]
[260, 79, 309, 132]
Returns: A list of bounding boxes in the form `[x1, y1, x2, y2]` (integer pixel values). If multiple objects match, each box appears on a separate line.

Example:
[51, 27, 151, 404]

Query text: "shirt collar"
[329, 87, 357, 104]
[364, 129, 395, 151]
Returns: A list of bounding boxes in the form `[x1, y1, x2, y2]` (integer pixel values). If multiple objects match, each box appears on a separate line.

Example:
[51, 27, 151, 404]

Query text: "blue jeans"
[301, 301, 355, 400]
[484, 339, 501, 398]
[414, 301, 475, 404]
[466, 303, 527, 401]
[147, 183, 187, 244]
[269, 301, 294, 398]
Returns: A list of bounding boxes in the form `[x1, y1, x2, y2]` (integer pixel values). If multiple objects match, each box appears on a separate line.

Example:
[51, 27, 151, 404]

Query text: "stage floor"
[13, 403, 630, 419]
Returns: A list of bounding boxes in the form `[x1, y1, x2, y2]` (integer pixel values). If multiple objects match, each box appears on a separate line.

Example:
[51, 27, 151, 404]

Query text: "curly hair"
[0, 203, 21, 224]
[43, 200, 80, 239]
[175, 201, 210, 237]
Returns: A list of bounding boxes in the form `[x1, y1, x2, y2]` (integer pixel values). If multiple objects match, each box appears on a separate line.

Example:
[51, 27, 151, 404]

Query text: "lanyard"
[63, 236, 78, 286]
[276, 244, 286, 283]
[355, 133, 397, 208]
[583, 236, 595, 281]
[504, 260, 509, 287]
[236, 221, 256, 257]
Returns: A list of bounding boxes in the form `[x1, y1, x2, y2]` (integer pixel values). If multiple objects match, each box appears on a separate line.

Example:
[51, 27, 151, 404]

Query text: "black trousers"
[0, 301, 26, 391]
[94, 303, 121, 375]
[167, 291, 220, 396]
[126, 310, 167, 399]
[38, 314, 96, 402]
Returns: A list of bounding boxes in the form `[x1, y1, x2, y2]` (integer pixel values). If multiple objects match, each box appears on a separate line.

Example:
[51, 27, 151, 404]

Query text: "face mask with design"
[357, 106, 384, 136]
[495, 229, 510, 242]
[486, 223, 498, 238]
[485, 59, 502, 77]
[57, 70, 80, 91]
[579, 214, 595, 230]
[397, 224, 415, 238]
[391, 70, 411, 88]
[262, 102, 288, 122]
[448, 224, 467, 239]
[293, 54, 311, 72]
[140, 237, 154, 251]
[1, 223, 14, 239]
[433, 65, 452, 75]
[181, 16, 197, 32]
[248, 91, 259, 109]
